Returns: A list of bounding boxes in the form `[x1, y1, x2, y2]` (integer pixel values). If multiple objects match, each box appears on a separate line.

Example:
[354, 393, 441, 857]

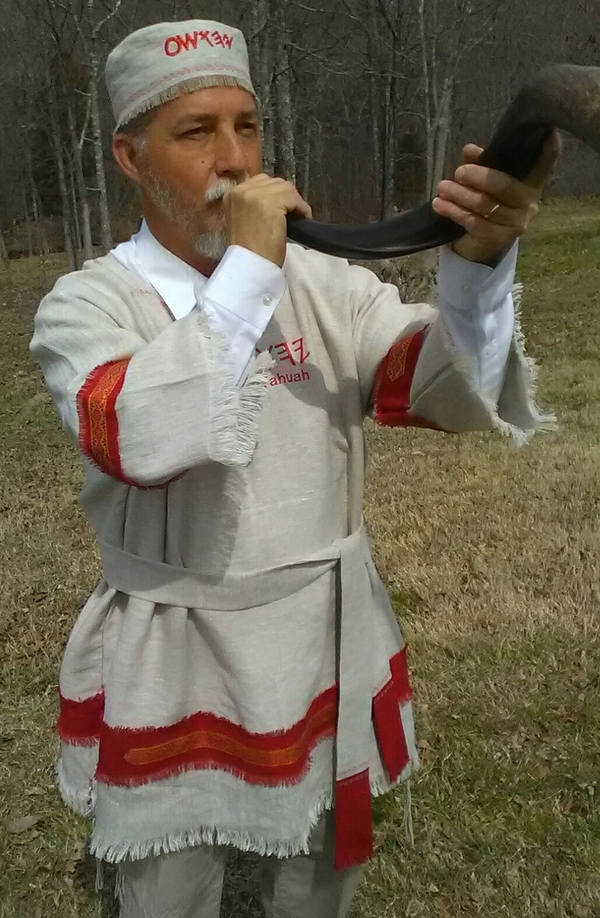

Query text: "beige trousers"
[118, 812, 366, 918]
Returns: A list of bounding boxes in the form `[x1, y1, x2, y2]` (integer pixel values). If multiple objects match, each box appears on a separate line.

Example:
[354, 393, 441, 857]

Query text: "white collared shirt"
[112, 220, 515, 400]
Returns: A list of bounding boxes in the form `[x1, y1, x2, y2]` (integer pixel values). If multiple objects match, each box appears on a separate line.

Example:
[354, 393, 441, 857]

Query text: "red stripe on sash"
[390, 645, 413, 705]
[334, 769, 373, 870]
[58, 691, 105, 746]
[373, 646, 413, 782]
[371, 326, 440, 429]
[373, 682, 409, 783]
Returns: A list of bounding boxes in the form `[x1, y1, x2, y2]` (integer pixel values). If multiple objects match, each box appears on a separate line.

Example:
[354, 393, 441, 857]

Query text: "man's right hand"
[224, 174, 312, 267]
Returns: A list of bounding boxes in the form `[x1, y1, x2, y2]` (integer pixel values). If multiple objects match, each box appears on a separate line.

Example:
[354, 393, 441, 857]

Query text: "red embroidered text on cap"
[164, 31, 234, 56]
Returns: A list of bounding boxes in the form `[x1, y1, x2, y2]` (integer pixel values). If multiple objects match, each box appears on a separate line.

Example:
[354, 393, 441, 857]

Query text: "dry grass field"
[1, 199, 599, 917]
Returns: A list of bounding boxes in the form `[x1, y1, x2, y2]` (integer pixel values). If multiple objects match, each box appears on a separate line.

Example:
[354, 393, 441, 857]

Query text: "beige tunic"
[30, 243, 551, 867]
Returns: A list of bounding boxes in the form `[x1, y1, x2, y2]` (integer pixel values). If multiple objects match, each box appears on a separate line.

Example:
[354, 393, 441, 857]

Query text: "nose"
[214, 126, 246, 178]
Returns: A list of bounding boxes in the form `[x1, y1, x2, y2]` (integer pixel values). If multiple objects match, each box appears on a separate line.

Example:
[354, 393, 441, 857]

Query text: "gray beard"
[144, 174, 244, 260]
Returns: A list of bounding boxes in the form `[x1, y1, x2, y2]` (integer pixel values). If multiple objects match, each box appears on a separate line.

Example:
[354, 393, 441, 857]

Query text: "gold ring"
[484, 203, 501, 219]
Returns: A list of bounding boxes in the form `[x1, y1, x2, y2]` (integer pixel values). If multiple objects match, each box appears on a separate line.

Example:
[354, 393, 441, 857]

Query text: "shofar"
[287, 64, 600, 260]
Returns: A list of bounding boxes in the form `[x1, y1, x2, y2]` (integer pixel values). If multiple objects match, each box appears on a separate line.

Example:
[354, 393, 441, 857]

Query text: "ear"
[112, 133, 144, 185]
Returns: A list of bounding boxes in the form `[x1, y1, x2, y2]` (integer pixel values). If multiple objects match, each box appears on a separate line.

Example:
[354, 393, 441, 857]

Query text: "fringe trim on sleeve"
[196, 309, 274, 467]
[501, 282, 557, 445]
[431, 282, 556, 446]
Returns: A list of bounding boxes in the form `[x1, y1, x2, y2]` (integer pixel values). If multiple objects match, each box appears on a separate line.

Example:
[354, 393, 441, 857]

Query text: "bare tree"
[416, 0, 508, 198]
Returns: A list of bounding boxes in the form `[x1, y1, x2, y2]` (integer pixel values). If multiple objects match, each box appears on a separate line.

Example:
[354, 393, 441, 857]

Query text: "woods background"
[0, 0, 599, 268]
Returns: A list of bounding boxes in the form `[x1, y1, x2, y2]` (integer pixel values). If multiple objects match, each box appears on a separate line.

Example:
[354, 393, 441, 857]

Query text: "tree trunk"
[429, 77, 453, 197]
[380, 66, 398, 219]
[67, 153, 83, 266]
[275, 47, 296, 182]
[370, 72, 383, 214]
[49, 82, 76, 271]
[34, 185, 50, 256]
[89, 51, 113, 252]
[22, 186, 33, 258]
[0, 227, 8, 266]
[250, 0, 275, 173]
[300, 122, 311, 200]
[26, 151, 47, 256]
[270, 0, 295, 181]
[367, 0, 383, 215]
[67, 96, 94, 262]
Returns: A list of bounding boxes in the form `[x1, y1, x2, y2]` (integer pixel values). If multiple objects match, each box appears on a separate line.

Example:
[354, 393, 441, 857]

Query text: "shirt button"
[262, 294, 273, 306]
[484, 344, 494, 356]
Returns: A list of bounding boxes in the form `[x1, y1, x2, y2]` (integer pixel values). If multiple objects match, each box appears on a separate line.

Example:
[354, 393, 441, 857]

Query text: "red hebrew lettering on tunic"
[274, 341, 296, 366]
[291, 337, 311, 365]
[256, 337, 310, 367]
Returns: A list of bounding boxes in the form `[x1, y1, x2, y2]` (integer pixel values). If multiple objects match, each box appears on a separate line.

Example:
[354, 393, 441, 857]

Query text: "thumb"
[524, 129, 562, 189]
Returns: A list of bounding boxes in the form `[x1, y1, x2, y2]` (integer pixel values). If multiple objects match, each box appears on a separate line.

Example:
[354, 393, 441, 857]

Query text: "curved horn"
[286, 64, 600, 260]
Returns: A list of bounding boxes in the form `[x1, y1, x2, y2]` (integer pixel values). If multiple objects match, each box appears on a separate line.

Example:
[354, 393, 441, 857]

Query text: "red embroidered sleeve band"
[371, 326, 440, 430]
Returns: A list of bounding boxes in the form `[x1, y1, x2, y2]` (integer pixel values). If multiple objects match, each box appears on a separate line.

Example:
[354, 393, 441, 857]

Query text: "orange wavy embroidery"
[125, 700, 336, 769]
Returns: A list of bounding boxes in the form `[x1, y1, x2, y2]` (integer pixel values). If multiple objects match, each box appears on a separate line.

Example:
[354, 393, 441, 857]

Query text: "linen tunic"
[30, 242, 550, 868]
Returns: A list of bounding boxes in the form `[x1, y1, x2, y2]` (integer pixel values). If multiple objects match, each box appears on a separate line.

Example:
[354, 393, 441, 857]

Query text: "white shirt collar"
[111, 220, 206, 320]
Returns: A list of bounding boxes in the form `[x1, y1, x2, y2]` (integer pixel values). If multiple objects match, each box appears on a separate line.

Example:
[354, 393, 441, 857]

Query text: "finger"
[432, 196, 515, 240]
[461, 143, 484, 166]
[249, 174, 289, 186]
[453, 163, 535, 211]
[523, 128, 562, 189]
[437, 180, 517, 226]
[290, 196, 312, 219]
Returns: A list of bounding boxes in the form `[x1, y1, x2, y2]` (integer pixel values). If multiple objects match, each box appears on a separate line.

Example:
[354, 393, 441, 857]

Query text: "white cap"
[106, 20, 256, 130]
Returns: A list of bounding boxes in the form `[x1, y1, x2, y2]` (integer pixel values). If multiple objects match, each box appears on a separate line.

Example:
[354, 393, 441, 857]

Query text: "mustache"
[204, 176, 248, 206]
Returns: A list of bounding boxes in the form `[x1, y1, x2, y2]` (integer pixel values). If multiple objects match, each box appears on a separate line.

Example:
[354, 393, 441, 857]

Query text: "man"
[30, 18, 558, 918]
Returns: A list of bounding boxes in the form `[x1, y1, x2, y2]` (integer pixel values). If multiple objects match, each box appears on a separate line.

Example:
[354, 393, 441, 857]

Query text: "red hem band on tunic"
[58, 648, 413, 787]
[96, 686, 339, 788]
[76, 360, 131, 482]
[58, 691, 105, 746]
[58, 648, 413, 867]
[371, 326, 441, 429]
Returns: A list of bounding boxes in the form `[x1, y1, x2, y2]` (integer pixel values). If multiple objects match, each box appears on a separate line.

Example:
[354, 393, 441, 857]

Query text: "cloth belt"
[99, 524, 376, 869]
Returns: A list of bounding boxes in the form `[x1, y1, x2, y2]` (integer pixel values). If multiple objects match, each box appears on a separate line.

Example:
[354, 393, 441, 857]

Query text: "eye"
[182, 126, 211, 138]
[239, 121, 259, 134]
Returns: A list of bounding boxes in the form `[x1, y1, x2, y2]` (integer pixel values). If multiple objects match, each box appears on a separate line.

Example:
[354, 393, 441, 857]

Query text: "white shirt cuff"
[196, 246, 286, 385]
[437, 242, 518, 402]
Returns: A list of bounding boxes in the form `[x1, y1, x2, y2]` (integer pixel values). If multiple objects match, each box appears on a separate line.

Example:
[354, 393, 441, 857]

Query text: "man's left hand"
[431, 130, 561, 264]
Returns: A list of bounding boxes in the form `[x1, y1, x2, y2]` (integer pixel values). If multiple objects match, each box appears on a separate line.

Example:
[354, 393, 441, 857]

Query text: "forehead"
[153, 85, 258, 127]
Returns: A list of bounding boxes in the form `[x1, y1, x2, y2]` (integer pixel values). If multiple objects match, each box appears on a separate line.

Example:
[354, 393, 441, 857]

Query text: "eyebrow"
[175, 109, 259, 129]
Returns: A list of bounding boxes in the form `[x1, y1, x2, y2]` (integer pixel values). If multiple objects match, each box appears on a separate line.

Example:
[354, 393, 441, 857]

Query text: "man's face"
[132, 86, 262, 256]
